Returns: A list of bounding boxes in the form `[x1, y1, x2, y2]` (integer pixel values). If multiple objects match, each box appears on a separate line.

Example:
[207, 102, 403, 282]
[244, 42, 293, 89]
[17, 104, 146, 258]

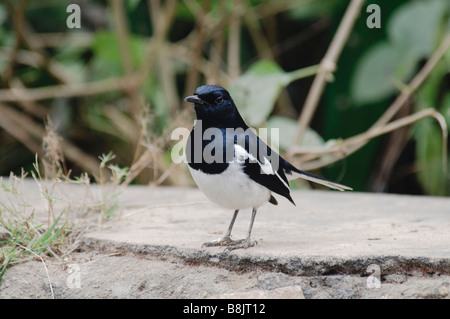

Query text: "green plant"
[98, 151, 130, 220]
[346, 0, 450, 194]
[0, 151, 130, 285]
[0, 171, 67, 284]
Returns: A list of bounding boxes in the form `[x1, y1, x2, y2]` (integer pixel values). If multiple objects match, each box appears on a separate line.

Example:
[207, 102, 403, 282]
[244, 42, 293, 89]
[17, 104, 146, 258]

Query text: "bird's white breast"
[188, 162, 271, 210]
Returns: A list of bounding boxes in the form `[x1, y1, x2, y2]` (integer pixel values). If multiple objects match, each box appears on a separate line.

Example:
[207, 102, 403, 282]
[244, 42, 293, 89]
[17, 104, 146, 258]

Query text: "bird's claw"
[224, 238, 257, 251]
[202, 236, 233, 247]
[202, 237, 257, 250]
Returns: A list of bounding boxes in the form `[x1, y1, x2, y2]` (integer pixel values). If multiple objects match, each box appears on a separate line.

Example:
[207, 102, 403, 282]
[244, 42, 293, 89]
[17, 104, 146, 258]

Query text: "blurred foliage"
[0, 0, 449, 196]
[323, 0, 450, 194]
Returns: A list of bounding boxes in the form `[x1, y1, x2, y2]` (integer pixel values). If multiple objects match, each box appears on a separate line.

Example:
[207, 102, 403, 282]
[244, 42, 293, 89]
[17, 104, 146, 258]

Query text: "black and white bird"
[184, 85, 351, 250]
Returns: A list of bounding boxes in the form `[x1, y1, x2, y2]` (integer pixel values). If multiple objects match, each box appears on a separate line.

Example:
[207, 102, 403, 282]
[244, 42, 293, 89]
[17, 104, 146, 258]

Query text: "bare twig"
[0, 74, 142, 102]
[371, 34, 450, 129]
[9, 78, 48, 118]
[228, 0, 243, 80]
[243, 6, 274, 61]
[110, 0, 133, 76]
[25, 32, 93, 48]
[4, 0, 28, 83]
[208, 1, 227, 83]
[182, 0, 211, 105]
[0, 103, 101, 177]
[110, 0, 141, 118]
[0, 106, 42, 155]
[0, 48, 74, 88]
[370, 101, 412, 192]
[289, 33, 450, 173]
[19, 21, 73, 84]
[294, 0, 366, 145]
[147, 0, 179, 117]
[292, 108, 447, 172]
[170, 43, 231, 84]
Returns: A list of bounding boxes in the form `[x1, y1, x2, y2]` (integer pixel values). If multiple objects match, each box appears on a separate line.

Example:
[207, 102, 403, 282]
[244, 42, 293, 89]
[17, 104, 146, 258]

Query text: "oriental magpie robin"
[184, 85, 351, 250]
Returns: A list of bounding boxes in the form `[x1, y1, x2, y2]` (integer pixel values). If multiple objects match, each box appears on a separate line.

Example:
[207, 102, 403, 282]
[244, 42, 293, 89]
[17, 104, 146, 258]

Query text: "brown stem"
[294, 0, 366, 145]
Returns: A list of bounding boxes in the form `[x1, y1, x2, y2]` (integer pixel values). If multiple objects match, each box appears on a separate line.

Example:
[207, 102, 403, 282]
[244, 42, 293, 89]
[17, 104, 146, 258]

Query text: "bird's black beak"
[184, 95, 204, 105]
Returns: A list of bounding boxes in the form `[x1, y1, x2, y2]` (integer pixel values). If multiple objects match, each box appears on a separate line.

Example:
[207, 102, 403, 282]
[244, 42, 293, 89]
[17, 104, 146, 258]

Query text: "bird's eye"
[215, 96, 223, 104]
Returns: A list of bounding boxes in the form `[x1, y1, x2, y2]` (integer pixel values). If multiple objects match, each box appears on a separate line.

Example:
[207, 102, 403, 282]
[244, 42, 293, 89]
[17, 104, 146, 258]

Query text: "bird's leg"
[226, 208, 258, 250]
[202, 210, 240, 247]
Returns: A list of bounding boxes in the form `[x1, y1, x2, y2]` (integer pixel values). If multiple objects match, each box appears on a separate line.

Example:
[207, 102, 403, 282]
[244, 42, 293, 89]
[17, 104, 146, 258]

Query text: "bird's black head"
[184, 85, 246, 128]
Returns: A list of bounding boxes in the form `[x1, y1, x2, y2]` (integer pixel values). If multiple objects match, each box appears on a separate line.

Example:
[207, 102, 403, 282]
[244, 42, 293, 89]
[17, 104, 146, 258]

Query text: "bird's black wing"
[233, 127, 352, 198]
[232, 129, 295, 205]
[186, 123, 229, 174]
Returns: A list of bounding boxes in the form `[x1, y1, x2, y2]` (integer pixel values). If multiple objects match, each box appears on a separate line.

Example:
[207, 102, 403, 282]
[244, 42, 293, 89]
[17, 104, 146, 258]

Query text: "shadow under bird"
[184, 85, 352, 250]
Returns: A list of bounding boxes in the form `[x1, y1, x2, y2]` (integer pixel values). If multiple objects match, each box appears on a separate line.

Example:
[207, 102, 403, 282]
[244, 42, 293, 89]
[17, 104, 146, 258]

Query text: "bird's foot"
[202, 236, 236, 247]
[202, 236, 257, 249]
[224, 238, 257, 251]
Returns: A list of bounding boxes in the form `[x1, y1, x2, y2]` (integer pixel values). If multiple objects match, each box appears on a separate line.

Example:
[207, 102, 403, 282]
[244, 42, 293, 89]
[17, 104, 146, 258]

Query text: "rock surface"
[1, 182, 449, 299]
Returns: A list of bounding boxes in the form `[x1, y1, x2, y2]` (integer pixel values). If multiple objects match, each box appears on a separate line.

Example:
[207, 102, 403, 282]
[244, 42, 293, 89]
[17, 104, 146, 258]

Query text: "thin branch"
[371, 33, 450, 129]
[0, 74, 142, 102]
[4, 0, 28, 83]
[19, 21, 73, 84]
[0, 103, 101, 177]
[0, 106, 42, 155]
[110, 0, 141, 119]
[293, 108, 447, 172]
[170, 43, 231, 84]
[228, 0, 243, 80]
[294, 0, 366, 145]
[9, 77, 49, 118]
[208, 1, 227, 83]
[182, 0, 211, 105]
[0, 48, 74, 87]
[110, 0, 133, 76]
[289, 33, 450, 171]
[149, 0, 179, 117]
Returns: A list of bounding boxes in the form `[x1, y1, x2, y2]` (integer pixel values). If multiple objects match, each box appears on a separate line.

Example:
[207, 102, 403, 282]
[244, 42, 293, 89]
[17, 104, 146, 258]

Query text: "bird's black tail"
[284, 162, 352, 192]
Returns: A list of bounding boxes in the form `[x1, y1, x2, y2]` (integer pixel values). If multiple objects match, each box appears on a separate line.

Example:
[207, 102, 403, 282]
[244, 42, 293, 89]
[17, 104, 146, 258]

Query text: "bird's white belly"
[188, 163, 271, 210]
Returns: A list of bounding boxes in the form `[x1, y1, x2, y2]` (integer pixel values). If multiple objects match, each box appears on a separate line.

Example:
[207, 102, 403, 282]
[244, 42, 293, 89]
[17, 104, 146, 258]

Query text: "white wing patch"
[233, 144, 289, 190]
[233, 144, 251, 163]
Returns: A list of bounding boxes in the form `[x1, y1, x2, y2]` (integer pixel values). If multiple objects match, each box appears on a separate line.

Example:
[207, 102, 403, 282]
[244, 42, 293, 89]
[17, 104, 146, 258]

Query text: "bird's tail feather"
[286, 169, 352, 191]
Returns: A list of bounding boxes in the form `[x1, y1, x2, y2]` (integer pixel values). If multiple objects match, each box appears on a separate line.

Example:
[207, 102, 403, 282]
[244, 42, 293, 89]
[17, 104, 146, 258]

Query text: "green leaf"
[388, 0, 448, 58]
[266, 116, 324, 152]
[441, 93, 450, 127]
[229, 60, 290, 127]
[414, 119, 447, 196]
[351, 42, 416, 104]
[351, 0, 449, 105]
[414, 60, 449, 196]
[229, 60, 317, 127]
[29, 209, 66, 252]
[417, 60, 449, 110]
